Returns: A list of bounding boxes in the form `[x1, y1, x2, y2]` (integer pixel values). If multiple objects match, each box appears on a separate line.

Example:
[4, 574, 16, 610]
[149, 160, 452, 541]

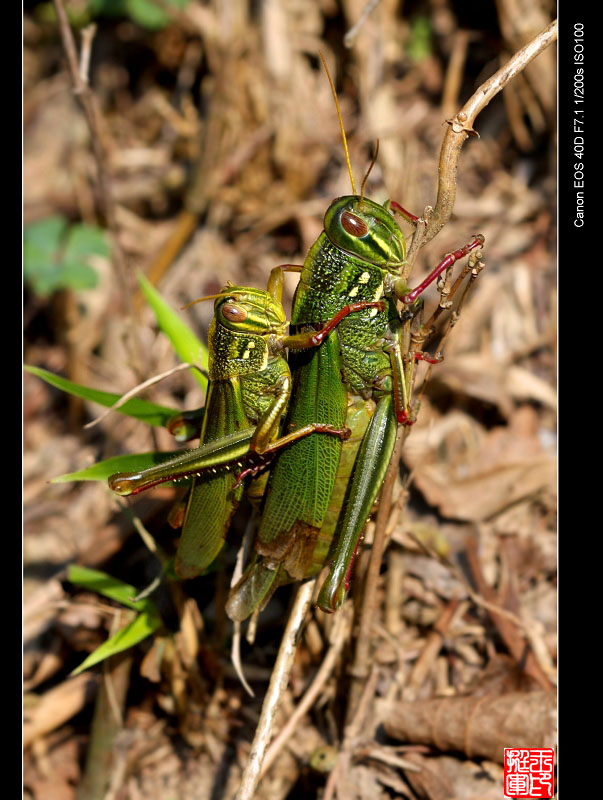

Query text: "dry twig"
[260, 603, 353, 778]
[323, 666, 380, 800]
[235, 579, 316, 800]
[52, 0, 131, 305]
[84, 363, 206, 429]
[231, 515, 259, 698]
[424, 19, 557, 244]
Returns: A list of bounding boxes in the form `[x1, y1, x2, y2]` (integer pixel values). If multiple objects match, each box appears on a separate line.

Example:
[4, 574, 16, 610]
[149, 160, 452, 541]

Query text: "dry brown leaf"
[405, 407, 556, 520]
[25, 774, 77, 800]
[400, 752, 505, 800]
[338, 763, 392, 800]
[428, 356, 515, 417]
[413, 456, 555, 520]
[24, 674, 99, 748]
[430, 354, 557, 417]
[382, 690, 556, 765]
[24, 579, 67, 642]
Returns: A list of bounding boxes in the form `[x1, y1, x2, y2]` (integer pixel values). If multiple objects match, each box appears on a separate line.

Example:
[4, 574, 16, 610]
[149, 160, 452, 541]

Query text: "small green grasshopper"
[226, 60, 484, 621]
[109, 265, 384, 579]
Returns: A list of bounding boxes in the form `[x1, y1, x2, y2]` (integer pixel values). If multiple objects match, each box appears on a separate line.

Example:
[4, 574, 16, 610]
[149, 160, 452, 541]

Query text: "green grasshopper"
[109, 265, 384, 579]
[225, 63, 484, 621]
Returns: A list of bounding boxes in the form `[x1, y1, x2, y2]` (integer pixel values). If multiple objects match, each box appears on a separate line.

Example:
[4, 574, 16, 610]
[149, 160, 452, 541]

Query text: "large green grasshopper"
[222, 57, 486, 622]
[225, 196, 484, 620]
[109, 265, 384, 579]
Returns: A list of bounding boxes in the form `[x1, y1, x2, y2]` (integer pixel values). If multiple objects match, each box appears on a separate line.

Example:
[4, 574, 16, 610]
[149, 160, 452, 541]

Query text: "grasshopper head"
[209, 287, 287, 379]
[324, 196, 406, 270]
[214, 286, 286, 336]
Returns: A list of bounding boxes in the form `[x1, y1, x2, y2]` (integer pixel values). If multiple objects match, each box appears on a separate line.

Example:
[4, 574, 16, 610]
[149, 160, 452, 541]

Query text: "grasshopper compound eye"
[221, 302, 248, 322]
[341, 211, 368, 237]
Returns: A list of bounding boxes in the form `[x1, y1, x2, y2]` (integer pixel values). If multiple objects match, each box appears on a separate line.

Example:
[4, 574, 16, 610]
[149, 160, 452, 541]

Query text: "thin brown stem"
[414, 250, 485, 406]
[323, 666, 380, 800]
[231, 514, 259, 698]
[52, 0, 131, 308]
[259, 603, 352, 779]
[407, 598, 461, 693]
[76, 613, 133, 800]
[404, 207, 432, 282]
[83, 362, 206, 430]
[424, 19, 557, 245]
[343, 0, 383, 48]
[235, 579, 316, 800]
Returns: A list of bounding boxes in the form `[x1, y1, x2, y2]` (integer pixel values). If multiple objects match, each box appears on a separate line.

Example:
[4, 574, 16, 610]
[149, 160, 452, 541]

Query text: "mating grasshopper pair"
[110, 58, 484, 620]
[110, 193, 483, 620]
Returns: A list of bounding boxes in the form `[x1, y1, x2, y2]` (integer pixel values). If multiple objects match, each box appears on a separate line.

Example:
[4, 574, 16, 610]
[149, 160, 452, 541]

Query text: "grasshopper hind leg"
[316, 392, 398, 612]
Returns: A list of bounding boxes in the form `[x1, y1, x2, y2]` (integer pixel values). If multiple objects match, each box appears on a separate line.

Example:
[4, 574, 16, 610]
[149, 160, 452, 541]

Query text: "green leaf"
[126, 0, 171, 28]
[88, 0, 126, 16]
[24, 365, 178, 427]
[24, 216, 68, 295]
[68, 564, 160, 611]
[137, 272, 208, 391]
[408, 16, 432, 62]
[63, 223, 110, 262]
[52, 449, 191, 485]
[52, 262, 98, 293]
[88, 0, 189, 29]
[70, 609, 162, 675]
[67, 564, 164, 675]
[24, 216, 106, 296]
[23, 215, 67, 253]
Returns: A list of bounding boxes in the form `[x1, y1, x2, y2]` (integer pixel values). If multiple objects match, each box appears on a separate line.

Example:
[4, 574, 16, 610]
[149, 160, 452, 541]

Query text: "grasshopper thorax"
[324, 196, 406, 271]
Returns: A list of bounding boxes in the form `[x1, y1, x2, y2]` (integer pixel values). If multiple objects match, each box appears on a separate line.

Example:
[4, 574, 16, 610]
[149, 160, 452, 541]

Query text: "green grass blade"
[70, 610, 162, 675]
[68, 565, 159, 611]
[67, 566, 164, 675]
[51, 449, 191, 484]
[137, 272, 208, 391]
[24, 365, 178, 427]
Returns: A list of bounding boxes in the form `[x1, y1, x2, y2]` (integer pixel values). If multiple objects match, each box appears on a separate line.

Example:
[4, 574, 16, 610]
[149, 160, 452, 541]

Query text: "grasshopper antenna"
[181, 292, 235, 310]
[360, 139, 379, 202]
[319, 51, 357, 196]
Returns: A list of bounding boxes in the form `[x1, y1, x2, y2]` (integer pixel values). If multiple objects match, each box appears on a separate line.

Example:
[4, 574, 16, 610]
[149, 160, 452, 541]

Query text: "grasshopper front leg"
[392, 235, 484, 305]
